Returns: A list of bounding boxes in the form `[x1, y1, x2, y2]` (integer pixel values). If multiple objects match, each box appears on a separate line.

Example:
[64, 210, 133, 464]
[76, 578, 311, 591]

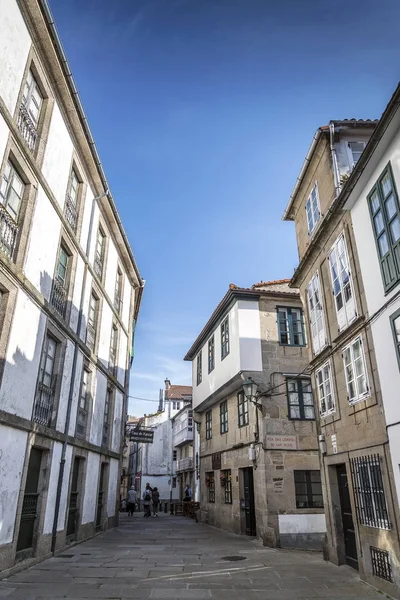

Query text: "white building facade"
[0, 0, 143, 572]
[346, 85, 400, 512]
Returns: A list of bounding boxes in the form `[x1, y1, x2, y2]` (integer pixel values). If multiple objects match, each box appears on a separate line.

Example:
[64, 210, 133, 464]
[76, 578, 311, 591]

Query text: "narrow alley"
[0, 514, 384, 600]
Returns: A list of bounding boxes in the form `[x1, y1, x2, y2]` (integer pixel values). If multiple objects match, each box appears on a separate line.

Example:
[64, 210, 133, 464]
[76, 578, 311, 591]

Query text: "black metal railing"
[33, 381, 54, 426]
[64, 194, 78, 232]
[94, 255, 103, 278]
[370, 546, 392, 582]
[0, 206, 19, 258]
[86, 323, 96, 352]
[350, 454, 390, 530]
[20, 492, 39, 520]
[50, 278, 67, 318]
[76, 407, 87, 439]
[17, 104, 37, 151]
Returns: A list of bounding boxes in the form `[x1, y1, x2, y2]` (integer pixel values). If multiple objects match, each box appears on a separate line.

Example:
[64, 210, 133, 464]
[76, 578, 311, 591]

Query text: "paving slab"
[0, 513, 385, 600]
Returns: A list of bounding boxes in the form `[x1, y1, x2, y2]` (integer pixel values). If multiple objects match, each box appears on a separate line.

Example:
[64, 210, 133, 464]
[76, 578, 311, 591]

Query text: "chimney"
[158, 388, 163, 412]
[164, 378, 171, 390]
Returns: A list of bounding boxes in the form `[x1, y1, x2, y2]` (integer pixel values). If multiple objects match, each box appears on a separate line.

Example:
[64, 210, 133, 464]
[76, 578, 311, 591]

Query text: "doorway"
[337, 464, 358, 569]
[67, 457, 81, 539]
[96, 463, 107, 530]
[17, 448, 43, 555]
[242, 467, 256, 536]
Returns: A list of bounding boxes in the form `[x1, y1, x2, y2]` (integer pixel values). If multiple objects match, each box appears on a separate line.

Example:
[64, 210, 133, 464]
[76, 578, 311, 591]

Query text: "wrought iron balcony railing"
[94, 255, 103, 279]
[50, 278, 67, 318]
[86, 322, 96, 352]
[64, 194, 78, 232]
[17, 104, 37, 152]
[0, 206, 19, 258]
[33, 381, 55, 427]
[20, 492, 39, 521]
[102, 423, 109, 447]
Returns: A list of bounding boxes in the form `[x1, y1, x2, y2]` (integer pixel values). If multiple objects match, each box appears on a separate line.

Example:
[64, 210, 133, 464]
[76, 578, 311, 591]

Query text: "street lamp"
[243, 377, 259, 402]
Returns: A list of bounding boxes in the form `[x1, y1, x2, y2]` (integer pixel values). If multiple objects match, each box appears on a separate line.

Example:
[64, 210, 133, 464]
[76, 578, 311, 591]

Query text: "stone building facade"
[185, 281, 325, 549]
[283, 119, 400, 597]
[0, 0, 143, 573]
[172, 404, 194, 500]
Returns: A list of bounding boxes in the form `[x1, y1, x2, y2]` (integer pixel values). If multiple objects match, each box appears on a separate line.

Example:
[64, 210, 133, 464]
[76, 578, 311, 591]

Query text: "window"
[94, 227, 106, 279]
[306, 183, 320, 234]
[51, 245, 69, 318]
[294, 470, 323, 508]
[287, 378, 315, 420]
[109, 324, 119, 372]
[220, 400, 228, 434]
[0, 161, 24, 222]
[114, 268, 123, 313]
[329, 235, 356, 331]
[277, 307, 305, 346]
[102, 388, 112, 446]
[307, 272, 326, 355]
[221, 469, 232, 504]
[370, 546, 392, 582]
[350, 455, 390, 529]
[33, 333, 57, 426]
[315, 361, 335, 417]
[173, 450, 177, 461]
[368, 164, 400, 291]
[342, 337, 369, 404]
[196, 351, 202, 386]
[65, 168, 79, 231]
[221, 316, 229, 359]
[348, 141, 365, 167]
[208, 335, 215, 373]
[76, 368, 91, 438]
[0, 161, 23, 258]
[237, 391, 249, 427]
[172, 401, 180, 410]
[207, 472, 215, 503]
[188, 410, 193, 431]
[172, 476, 177, 488]
[18, 70, 42, 150]
[205, 410, 212, 440]
[390, 308, 400, 369]
[86, 292, 99, 351]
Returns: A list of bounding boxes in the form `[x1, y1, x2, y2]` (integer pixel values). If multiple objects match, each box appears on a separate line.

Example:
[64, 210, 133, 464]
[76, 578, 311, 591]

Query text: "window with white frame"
[329, 234, 356, 331]
[342, 337, 369, 404]
[307, 272, 326, 355]
[22, 70, 43, 128]
[196, 351, 202, 386]
[277, 306, 305, 346]
[306, 183, 320, 234]
[0, 161, 24, 222]
[316, 361, 335, 417]
[348, 141, 366, 167]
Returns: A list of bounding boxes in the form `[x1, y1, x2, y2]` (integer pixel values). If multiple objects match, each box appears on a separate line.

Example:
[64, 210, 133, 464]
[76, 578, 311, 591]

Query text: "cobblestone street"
[0, 513, 386, 600]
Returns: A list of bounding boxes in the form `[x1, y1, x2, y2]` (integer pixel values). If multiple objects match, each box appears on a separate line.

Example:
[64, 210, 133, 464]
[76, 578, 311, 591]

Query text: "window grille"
[350, 455, 390, 529]
[370, 546, 392, 582]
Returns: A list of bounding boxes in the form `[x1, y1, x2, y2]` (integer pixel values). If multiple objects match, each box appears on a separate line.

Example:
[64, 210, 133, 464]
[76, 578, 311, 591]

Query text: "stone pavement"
[0, 512, 386, 599]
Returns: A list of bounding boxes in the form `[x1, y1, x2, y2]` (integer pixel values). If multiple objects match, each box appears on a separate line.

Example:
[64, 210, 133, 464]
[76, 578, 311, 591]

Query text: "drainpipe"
[329, 122, 341, 197]
[51, 190, 109, 554]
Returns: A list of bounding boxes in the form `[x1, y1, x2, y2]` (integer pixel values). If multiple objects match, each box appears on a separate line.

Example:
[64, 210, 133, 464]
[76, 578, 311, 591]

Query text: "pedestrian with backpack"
[152, 487, 160, 517]
[143, 483, 152, 518]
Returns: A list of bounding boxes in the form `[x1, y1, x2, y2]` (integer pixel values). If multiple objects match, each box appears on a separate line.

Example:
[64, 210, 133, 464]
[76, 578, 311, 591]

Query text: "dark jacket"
[152, 490, 160, 504]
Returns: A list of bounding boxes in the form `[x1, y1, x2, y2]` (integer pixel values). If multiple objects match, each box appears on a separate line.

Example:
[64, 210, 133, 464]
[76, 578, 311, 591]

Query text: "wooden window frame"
[294, 470, 323, 509]
[277, 306, 305, 346]
[286, 377, 315, 420]
[221, 316, 230, 360]
[205, 409, 212, 440]
[315, 360, 336, 417]
[306, 182, 320, 234]
[220, 400, 228, 434]
[208, 335, 215, 373]
[237, 391, 249, 427]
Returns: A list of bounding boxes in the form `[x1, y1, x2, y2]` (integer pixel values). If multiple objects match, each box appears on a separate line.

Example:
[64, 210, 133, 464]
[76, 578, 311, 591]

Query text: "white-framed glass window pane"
[329, 234, 356, 331]
[69, 169, 79, 205]
[0, 161, 24, 221]
[23, 70, 43, 126]
[57, 247, 69, 285]
[316, 361, 335, 417]
[307, 273, 326, 355]
[343, 337, 369, 404]
[348, 141, 365, 166]
[306, 183, 320, 233]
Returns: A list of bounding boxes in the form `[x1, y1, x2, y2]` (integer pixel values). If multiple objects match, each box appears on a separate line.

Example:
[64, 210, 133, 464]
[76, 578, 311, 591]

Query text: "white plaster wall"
[140, 417, 175, 501]
[57, 444, 73, 531]
[56, 339, 82, 433]
[104, 238, 118, 302]
[98, 301, 112, 368]
[237, 299, 262, 371]
[0, 425, 27, 545]
[82, 451, 100, 524]
[23, 185, 61, 302]
[67, 350, 84, 437]
[79, 185, 96, 255]
[106, 458, 119, 517]
[70, 256, 85, 334]
[192, 302, 240, 409]
[117, 330, 128, 386]
[0, 290, 45, 419]
[0, 114, 9, 164]
[278, 513, 326, 534]
[0, 0, 31, 115]
[89, 369, 107, 447]
[41, 102, 73, 209]
[43, 442, 62, 534]
[122, 276, 132, 331]
[111, 389, 123, 453]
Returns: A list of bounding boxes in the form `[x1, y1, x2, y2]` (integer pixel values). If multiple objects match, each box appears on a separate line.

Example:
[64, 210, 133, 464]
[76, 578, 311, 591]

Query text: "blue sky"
[50, 0, 400, 417]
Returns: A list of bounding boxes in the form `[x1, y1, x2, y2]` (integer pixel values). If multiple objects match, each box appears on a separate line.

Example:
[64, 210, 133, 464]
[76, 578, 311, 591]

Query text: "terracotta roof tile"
[252, 279, 291, 288]
[166, 384, 192, 400]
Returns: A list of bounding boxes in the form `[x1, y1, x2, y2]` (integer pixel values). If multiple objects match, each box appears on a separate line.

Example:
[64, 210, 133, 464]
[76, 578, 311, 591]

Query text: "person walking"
[183, 485, 192, 502]
[126, 486, 137, 517]
[152, 487, 160, 517]
[142, 483, 153, 518]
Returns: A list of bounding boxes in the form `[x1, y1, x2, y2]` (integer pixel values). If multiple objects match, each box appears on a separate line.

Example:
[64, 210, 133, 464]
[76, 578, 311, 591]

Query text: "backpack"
[144, 490, 151, 501]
